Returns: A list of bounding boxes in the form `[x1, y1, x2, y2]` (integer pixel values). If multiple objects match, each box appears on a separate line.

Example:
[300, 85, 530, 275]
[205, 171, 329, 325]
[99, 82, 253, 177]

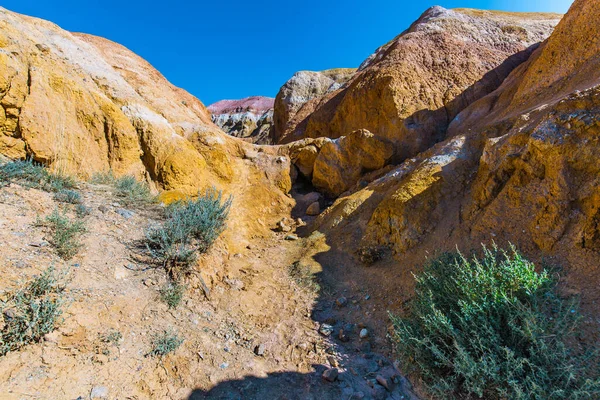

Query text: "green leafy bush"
[0, 267, 68, 356]
[146, 188, 231, 277]
[148, 330, 183, 357]
[44, 209, 86, 260]
[159, 282, 186, 309]
[390, 245, 600, 400]
[114, 175, 154, 205]
[0, 159, 76, 192]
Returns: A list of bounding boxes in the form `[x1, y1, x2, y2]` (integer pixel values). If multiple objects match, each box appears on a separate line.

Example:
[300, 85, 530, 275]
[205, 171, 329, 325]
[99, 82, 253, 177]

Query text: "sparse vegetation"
[390, 244, 600, 400]
[114, 175, 154, 205]
[0, 266, 69, 356]
[100, 329, 122, 346]
[145, 188, 231, 278]
[159, 282, 186, 309]
[357, 245, 386, 265]
[89, 170, 117, 185]
[53, 189, 82, 204]
[148, 330, 183, 357]
[0, 159, 76, 192]
[44, 209, 86, 260]
[288, 261, 320, 293]
[75, 204, 92, 218]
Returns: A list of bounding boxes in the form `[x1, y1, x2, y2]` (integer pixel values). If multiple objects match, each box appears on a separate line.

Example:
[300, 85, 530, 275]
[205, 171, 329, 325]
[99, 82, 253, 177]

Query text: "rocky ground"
[0, 180, 418, 400]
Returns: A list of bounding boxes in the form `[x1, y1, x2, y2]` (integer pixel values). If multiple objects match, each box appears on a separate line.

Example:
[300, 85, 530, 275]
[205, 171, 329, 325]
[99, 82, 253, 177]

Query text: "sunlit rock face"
[0, 6, 295, 250]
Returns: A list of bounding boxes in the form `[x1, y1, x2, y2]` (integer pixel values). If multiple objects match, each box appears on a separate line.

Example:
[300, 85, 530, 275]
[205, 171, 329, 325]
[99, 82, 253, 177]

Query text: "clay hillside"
[1, 1, 600, 400]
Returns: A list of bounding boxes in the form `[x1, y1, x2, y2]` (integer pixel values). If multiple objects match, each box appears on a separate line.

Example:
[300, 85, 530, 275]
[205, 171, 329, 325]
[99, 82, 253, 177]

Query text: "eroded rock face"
[0, 6, 293, 251]
[311, 0, 600, 319]
[296, 7, 561, 163]
[273, 69, 355, 143]
[208, 96, 274, 144]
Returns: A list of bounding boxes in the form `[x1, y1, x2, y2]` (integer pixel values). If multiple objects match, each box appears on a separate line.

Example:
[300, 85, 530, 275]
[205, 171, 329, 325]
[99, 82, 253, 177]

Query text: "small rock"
[115, 208, 134, 219]
[43, 331, 60, 343]
[319, 323, 334, 336]
[220, 362, 229, 369]
[376, 375, 393, 391]
[276, 219, 292, 232]
[306, 201, 320, 216]
[284, 234, 299, 241]
[296, 217, 305, 226]
[327, 356, 339, 367]
[98, 205, 109, 213]
[90, 386, 109, 399]
[254, 344, 266, 356]
[142, 278, 156, 286]
[338, 329, 349, 342]
[359, 328, 369, 339]
[28, 241, 49, 248]
[336, 296, 347, 307]
[322, 368, 338, 382]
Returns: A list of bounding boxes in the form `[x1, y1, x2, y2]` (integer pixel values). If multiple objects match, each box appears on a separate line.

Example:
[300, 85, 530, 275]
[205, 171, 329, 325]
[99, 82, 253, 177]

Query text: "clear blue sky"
[3, 0, 573, 105]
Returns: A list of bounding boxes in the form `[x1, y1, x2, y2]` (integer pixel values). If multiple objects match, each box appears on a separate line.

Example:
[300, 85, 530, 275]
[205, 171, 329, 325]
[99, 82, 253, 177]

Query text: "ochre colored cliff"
[0, 7, 293, 250]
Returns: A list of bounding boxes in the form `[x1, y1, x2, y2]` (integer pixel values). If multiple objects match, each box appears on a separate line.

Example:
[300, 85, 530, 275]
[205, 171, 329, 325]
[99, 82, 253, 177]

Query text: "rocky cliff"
[309, 0, 600, 333]
[208, 96, 274, 144]
[279, 7, 561, 196]
[0, 7, 293, 250]
[273, 68, 355, 143]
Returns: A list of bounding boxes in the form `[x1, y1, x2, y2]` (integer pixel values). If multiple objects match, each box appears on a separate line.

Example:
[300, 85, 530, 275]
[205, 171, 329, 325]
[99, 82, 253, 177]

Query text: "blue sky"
[3, 0, 573, 105]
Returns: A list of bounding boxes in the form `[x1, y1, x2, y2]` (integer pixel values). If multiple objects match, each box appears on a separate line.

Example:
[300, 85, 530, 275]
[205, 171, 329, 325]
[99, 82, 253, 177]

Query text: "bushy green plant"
[159, 282, 186, 309]
[148, 330, 183, 357]
[390, 245, 600, 400]
[44, 209, 86, 260]
[0, 159, 76, 192]
[0, 266, 68, 356]
[114, 175, 154, 205]
[53, 189, 82, 204]
[146, 188, 231, 277]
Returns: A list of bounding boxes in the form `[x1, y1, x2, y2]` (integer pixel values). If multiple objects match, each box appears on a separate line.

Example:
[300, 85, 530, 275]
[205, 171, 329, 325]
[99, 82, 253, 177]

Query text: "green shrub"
[75, 204, 92, 218]
[44, 209, 86, 260]
[114, 175, 154, 205]
[148, 330, 183, 357]
[53, 189, 82, 204]
[0, 159, 76, 192]
[390, 245, 600, 400]
[159, 282, 186, 309]
[0, 266, 68, 356]
[146, 188, 231, 277]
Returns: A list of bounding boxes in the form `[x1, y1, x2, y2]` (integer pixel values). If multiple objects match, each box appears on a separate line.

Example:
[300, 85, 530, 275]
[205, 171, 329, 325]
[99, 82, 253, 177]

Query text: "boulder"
[312, 129, 393, 196]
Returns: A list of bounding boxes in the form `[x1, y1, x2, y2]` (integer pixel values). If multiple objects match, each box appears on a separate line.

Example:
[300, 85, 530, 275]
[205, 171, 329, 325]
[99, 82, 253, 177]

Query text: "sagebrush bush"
[159, 282, 186, 309]
[146, 188, 231, 277]
[390, 245, 600, 400]
[45, 209, 86, 260]
[0, 267, 68, 356]
[53, 189, 82, 204]
[148, 330, 183, 357]
[0, 159, 76, 192]
[114, 175, 154, 205]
